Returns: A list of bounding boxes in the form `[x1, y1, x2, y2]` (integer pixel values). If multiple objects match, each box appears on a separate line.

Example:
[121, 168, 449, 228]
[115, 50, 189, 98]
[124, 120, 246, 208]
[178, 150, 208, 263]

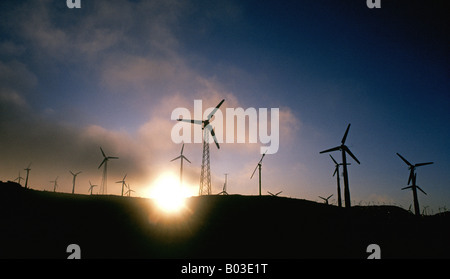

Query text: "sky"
[0, 0, 449, 212]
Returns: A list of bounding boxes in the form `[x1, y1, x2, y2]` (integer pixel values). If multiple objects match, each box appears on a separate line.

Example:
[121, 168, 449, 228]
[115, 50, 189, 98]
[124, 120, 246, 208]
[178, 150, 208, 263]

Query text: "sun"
[147, 172, 192, 213]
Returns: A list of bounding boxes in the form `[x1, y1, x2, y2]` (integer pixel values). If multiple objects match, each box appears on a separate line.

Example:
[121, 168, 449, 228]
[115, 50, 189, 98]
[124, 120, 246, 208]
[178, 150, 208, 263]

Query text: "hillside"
[0, 181, 449, 258]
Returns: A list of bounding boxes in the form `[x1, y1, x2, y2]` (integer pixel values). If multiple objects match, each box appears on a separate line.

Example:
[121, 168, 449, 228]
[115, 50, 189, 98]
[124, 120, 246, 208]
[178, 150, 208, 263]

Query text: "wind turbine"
[125, 183, 135, 197]
[14, 171, 24, 186]
[396, 153, 433, 216]
[24, 163, 31, 189]
[396, 153, 433, 185]
[218, 173, 229, 195]
[401, 173, 428, 216]
[69, 170, 82, 194]
[267, 191, 282, 196]
[98, 147, 119, 195]
[50, 176, 59, 192]
[329, 154, 350, 208]
[177, 99, 224, 195]
[250, 151, 267, 196]
[116, 174, 127, 196]
[319, 194, 333, 205]
[320, 124, 360, 208]
[88, 181, 97, 195]
[170, 143, 191, 188]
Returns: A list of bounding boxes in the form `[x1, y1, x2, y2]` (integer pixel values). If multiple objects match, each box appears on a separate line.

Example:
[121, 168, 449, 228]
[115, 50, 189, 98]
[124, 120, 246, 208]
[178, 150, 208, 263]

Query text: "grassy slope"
[0, 181, 449, 258]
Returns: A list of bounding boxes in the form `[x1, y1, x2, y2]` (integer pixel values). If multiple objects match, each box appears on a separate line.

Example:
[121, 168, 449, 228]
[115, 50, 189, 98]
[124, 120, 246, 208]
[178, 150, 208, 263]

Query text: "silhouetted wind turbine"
[251, 151, 267, 196]
[218, 173, 229, 195]
[177, 99, 224, 195]
[268, 191, 282, 196]
[98, 147, 118, 195]
[170, 143, 191, 188]
[50, 176, 59, 192]
[396, 153, 433, 185]
[125, 183, 135, 197]
[396, 153, 433, 216]
[88, 181, 97, 195]
[329, 155, 350, 208]
[320, 124, 360, 208]
[69, 170, 82, 194]
[24, 162, 31, 189]
[14, 171, 24, 186]
[116, 174, 127, 196]
[319, 194, 333, 205]
[402, 173, 428, 216]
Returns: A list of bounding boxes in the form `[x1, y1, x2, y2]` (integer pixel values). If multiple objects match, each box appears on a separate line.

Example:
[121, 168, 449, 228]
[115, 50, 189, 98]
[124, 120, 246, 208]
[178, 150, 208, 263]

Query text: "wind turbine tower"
[177, 99, 224, 195]
[14, 171, 24, 186]
[98, 147, 119, 195]
[70, 170, 82, 194]
[171, 143, 191, 188]
[250, 151, 267, 196]
[50, 176, 59, 192]
[329, 154, 350, 208]
[125, 183, 135, 197]
[88, 181, 97, 195]
[116, 174, 127, 196]
[320, 124, 360, 208]
[402, 173, 427, 216]
[218, 173, 229, 195]
[396, 153, 433, 216]
[24, 163, 31, 189]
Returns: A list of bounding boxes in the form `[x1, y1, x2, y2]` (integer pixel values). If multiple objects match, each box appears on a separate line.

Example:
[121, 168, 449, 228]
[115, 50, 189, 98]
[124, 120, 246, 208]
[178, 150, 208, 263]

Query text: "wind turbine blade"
[259, 152, 266, 164]
[417, 186, 427, 195]
[344, 146, 360, 164]
[207, 99, 225, 120]
[396, 153, 412, 167]
[70, 171, 74, 176]
[327, 194, 333, 199]
[319, 196, 326, 201]
[98, 158, 107, 169]
[170, 155, 182, 162]
[206, 125, 220, 149]
[250, 164, 259, 179]
[123, 174, 127, 180]
[415, 162, 434, 167]
[182, 155, 191, 164]
[333, 166, 338, 177]
[177, 118, 203, 125]
[329, 154, 338, 165]
[108, 156, 119, 159]
[408, 170, 414, 185]
[276, 191, 282, 196]
[401, 186, 412, 190]
[341, 124, 351, 144]
[268, 191, 274, 196]
[320, 146, 341, 154]
[100, 147, 106, 158]
[181, 143, 185, 155]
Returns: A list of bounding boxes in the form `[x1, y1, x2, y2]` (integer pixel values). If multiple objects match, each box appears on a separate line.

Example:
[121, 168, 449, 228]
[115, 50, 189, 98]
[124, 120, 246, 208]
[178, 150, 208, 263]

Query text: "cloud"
[0, 0, 302, 198]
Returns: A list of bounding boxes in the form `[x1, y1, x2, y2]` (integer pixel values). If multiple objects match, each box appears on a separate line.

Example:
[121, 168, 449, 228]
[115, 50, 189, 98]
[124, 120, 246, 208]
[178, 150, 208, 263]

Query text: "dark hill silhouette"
[0, 181, 449, 258]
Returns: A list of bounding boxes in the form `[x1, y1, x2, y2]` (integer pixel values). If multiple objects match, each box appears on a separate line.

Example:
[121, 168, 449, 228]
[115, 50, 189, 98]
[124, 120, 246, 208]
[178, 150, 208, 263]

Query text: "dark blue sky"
[0, 0, 448, 211]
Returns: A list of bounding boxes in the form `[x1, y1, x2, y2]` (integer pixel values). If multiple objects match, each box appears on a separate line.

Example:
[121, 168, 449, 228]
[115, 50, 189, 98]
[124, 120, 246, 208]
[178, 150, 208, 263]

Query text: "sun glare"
[148, 173, 192, 213]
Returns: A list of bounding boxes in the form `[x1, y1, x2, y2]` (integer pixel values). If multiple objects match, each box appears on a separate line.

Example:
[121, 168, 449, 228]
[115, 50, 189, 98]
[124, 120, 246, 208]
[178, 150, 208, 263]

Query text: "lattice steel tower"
[176, 99, 224, 196]
[199, 130, 212, 195]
